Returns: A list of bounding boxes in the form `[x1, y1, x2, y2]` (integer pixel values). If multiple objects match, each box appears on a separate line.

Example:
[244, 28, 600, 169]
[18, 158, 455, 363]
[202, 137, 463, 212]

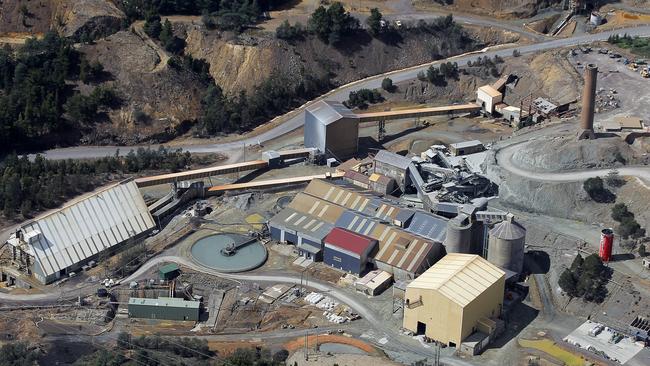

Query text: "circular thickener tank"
[444, 216, 473, 254]
[190, 233, 267, 272]
[487, 219, 526, 273]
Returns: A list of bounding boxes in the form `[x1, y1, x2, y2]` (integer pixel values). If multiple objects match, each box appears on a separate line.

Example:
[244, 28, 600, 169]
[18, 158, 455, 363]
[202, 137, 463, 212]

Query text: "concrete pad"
[564, 320, 643, 364]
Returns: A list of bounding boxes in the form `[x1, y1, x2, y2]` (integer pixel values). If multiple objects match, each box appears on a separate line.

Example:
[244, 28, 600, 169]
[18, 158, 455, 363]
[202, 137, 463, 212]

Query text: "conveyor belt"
[135, 149, 315, 188]
[356, 103, 480, 122]
[135, 160, 269, 187]
[207, 173, 344, 193]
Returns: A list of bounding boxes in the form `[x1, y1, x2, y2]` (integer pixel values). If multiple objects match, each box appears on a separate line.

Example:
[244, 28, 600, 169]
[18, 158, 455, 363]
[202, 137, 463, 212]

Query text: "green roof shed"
[159, 263, 180, 280]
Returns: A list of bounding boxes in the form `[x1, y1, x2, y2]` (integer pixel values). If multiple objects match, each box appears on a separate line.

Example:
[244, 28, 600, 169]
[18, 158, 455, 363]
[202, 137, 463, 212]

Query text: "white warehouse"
[6, 180, 155, 284]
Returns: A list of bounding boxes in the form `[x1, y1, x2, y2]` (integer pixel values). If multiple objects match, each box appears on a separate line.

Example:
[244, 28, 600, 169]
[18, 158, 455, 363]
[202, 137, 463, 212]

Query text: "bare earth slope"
[416, 0, 563, 19]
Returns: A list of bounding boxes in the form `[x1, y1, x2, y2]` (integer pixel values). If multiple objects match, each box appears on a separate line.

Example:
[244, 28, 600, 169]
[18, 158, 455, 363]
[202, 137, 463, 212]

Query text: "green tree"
[639, 244, 646, 257]
[117, 331, 131, 349]
[0, 342, 40, 366]
[570, 253, 583, 272]
[144, 14, 162, 39]
[558, 269, 578, 297]
[381, 77, 394, 92]
[366, 8, 383, 36]
[583, 177, 615, 203]
[159, 19, 174, 45]
[611, 203, 633, 222]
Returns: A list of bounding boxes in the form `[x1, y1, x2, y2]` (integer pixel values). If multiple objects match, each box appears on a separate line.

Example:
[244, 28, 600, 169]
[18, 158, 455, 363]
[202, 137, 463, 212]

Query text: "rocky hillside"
[0, 1, 519, 146]
[0, 0, 125, 39]
[184, 23, 499, 95]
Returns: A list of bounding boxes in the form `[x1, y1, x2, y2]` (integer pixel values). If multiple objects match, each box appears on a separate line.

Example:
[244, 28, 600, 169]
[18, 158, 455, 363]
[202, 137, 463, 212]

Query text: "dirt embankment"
[511, 136, 643, 172]
[0, 0, 53, 35]
[78, 30, 206, 145]
[184, 24, 506, 95]
[0, 0, 124, 40]
[415, 0, 563, 19]
[53, 0, 125, 41]
[489, 156, 650, 229]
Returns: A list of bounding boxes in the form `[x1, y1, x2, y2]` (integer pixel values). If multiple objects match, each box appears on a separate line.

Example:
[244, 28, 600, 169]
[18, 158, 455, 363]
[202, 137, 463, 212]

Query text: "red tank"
[599, 228, 614, 262]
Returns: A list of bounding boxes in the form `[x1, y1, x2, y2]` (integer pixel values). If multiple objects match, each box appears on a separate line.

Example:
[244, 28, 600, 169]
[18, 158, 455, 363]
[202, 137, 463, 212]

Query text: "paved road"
[495, 140, 650, 183]
[37, 26, 650, 160]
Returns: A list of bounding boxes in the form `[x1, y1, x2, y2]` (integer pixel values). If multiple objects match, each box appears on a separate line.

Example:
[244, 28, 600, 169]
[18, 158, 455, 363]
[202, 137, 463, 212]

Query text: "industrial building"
[303, 100, 479, 159]
[304, 100, 360, 159]
[476, 85, 503, 114]
[403, 253, 505, 349]
[323, 228, 377, 274]
[128, 297, 200, 321]
[268, 178, 447, 279]
[6, 180, 156, 284]
[374, 150, 412, 192]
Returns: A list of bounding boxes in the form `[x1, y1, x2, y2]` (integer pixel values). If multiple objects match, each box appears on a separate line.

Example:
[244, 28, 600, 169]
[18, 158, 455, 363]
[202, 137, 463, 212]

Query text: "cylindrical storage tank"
[580, 64, 598, 132]
[599, 228, 614, 262]
[590, 12, 603, 26]
[487, 218, 526, 273]
[444, 215, 473, 254]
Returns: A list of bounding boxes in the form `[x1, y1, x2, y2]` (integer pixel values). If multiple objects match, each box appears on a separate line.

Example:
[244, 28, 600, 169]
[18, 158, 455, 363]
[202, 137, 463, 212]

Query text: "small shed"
[323, 228, 377, 274]
[354, 269, 393, 296]
[159, 263, 180, 280]
[449, 140, 485, 157]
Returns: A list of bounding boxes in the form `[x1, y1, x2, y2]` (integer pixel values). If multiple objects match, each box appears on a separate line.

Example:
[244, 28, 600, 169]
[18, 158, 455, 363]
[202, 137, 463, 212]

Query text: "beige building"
[403, 253, 505, 347]
[476, 85, 503, 114]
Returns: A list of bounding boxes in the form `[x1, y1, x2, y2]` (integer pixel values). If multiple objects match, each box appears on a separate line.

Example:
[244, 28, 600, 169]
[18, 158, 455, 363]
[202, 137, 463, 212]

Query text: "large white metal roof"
[306, 100, 357, 126]
[407, 253, 504, 307]
[13, 180, 155, 278]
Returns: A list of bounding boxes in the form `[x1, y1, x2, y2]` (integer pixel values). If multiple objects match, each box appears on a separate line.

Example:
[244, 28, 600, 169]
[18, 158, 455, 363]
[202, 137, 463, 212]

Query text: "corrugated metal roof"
[129, 297, 200, 309]
[489, 220, 526, 240]
[269, 207, 333, 242]
[325, 227, 376, 255]
[17, 180, 155, 278]
[306, 100, 357, 126]
[407, 254, 505, 307]
[287, 192, 346, 224]
[404, 212, 447, 243]
[303, 179, 402, 221]
[374, 150, 412, 170]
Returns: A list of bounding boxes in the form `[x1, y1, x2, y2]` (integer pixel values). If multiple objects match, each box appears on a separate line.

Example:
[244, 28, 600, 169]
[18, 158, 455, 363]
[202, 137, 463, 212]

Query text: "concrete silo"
[444, 213, 473, 254]
[487, 216, 526, 273]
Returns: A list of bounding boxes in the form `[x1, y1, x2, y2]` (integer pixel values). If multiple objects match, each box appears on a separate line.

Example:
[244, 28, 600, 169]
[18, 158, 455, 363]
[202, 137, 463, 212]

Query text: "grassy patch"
[518, 338, 586, 366]
[608, 34, 650, 58]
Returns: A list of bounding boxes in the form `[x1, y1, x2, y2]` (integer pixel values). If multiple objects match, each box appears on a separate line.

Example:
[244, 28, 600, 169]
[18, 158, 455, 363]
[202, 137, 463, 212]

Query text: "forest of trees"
[308, 2, 360, 44]
[121, 0, 293, 32]
[199, 72, 332, 135]
[0, 32, 119, 153]
[0, 147, 194, 219]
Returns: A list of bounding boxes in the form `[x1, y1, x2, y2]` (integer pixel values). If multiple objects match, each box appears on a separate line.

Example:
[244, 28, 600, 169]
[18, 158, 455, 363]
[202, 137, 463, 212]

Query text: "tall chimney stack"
[578, 64, 597, 140]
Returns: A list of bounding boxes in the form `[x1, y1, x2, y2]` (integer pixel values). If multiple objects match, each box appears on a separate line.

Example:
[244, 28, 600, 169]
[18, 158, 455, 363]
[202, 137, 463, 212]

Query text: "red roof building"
[323, 228, 378, 274]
